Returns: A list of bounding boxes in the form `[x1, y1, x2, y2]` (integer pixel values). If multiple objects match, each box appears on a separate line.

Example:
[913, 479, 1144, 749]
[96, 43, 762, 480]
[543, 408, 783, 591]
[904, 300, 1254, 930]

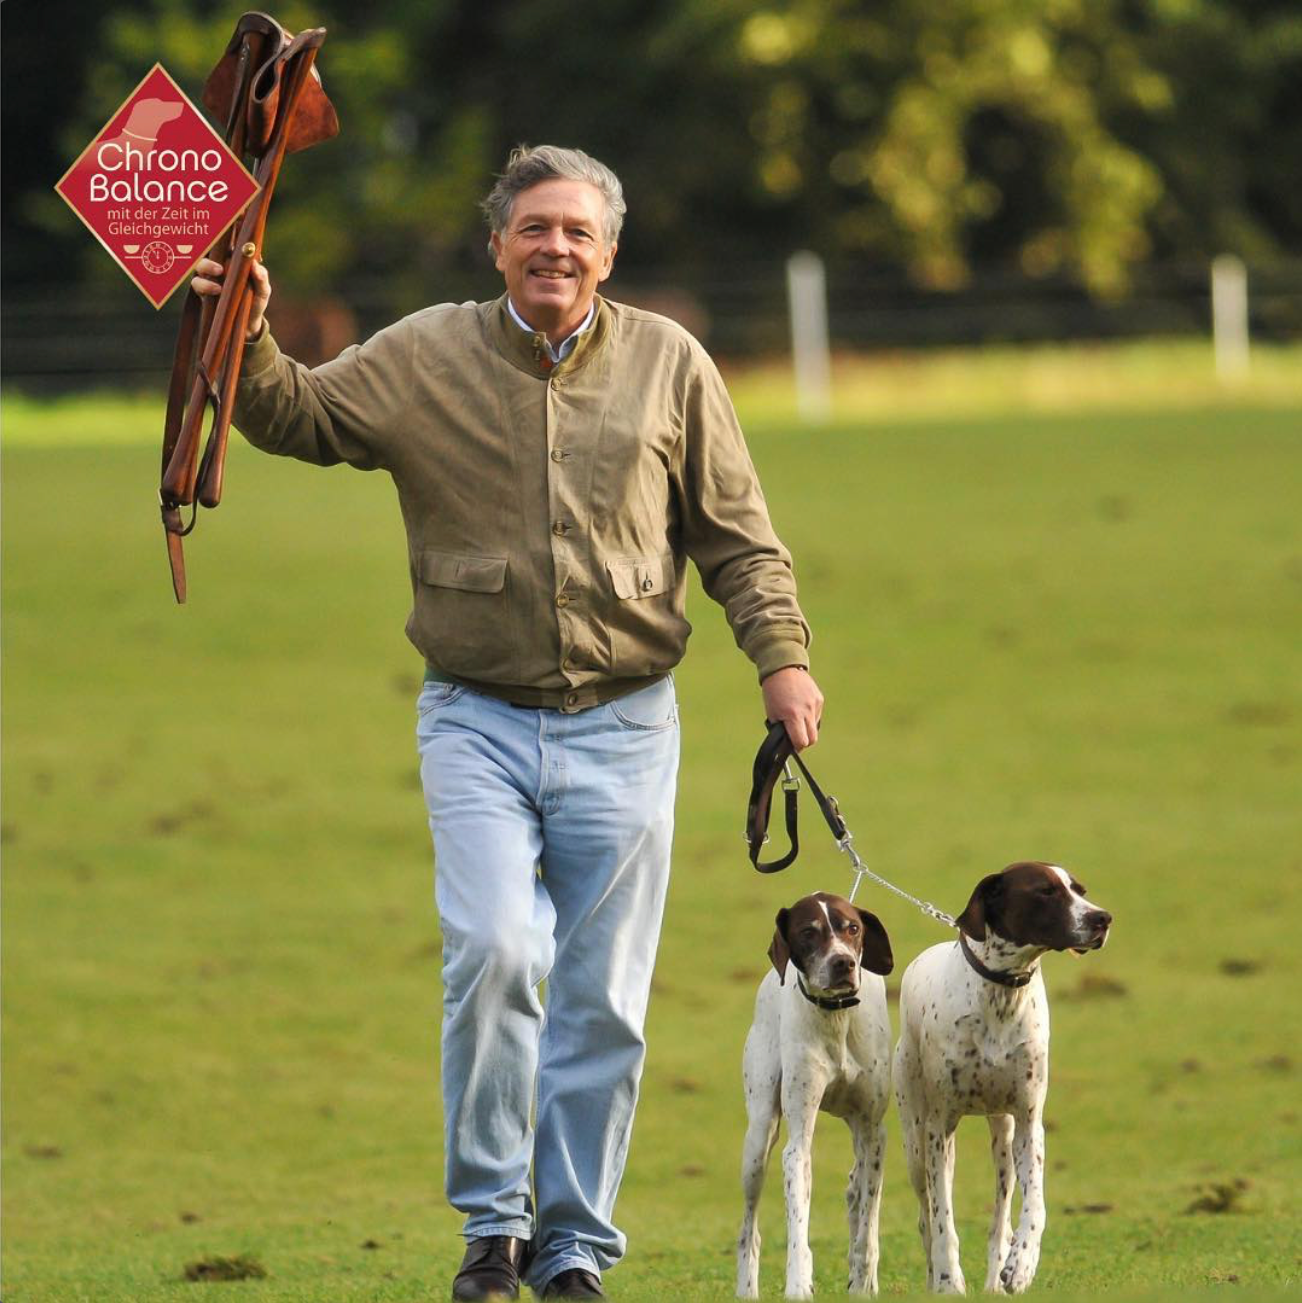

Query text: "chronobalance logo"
[56, 64, 260, 308]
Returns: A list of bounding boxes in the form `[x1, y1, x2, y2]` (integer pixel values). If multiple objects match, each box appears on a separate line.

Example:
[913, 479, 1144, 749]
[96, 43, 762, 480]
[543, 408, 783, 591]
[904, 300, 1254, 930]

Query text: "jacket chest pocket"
[412, 550, 516, 682]
[604, 553, 690, 677]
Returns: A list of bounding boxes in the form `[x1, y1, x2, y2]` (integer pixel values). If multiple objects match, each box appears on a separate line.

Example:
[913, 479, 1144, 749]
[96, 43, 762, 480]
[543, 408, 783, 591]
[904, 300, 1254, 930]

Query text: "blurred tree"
[10, 0, 1301, 304]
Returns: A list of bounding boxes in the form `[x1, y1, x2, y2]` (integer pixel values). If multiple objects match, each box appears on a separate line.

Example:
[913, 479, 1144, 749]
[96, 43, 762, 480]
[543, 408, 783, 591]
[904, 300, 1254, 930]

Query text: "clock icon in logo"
[141, 240, 176, 274]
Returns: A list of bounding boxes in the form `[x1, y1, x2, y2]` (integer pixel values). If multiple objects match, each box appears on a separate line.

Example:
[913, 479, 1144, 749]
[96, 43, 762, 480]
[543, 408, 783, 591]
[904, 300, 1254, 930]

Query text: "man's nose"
[539, 225, 568, 255]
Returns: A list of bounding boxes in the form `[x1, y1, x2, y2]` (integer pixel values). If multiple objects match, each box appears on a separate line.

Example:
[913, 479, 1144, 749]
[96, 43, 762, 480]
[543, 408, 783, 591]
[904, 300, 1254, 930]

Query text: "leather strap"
[795, 975, 860, 1010]
[746, 718, 845, 873]
[958, 933, 1034, 988]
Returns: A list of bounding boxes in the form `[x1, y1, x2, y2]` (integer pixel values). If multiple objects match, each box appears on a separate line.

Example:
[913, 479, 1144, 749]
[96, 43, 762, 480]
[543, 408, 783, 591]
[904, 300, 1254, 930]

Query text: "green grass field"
[3, 353, 1300, 1300]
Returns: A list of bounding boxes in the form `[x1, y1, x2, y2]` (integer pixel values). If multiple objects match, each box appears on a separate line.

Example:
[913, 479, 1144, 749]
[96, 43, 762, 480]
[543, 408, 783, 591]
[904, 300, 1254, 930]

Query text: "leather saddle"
[159, 11, 338, 603]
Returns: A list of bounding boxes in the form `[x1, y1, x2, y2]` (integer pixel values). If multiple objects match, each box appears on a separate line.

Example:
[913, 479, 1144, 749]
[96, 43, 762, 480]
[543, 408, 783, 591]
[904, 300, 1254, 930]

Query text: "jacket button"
[555, 594, 570, 608]
[552, 521, 569, 536]
[550, 449, 565, 462]
[566, 693, 579, 707]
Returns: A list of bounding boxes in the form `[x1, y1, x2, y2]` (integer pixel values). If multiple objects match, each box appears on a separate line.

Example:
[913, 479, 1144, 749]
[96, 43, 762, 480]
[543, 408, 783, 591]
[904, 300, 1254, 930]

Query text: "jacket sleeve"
[677, 344, 812, 680]
[232, 317, 415, 471]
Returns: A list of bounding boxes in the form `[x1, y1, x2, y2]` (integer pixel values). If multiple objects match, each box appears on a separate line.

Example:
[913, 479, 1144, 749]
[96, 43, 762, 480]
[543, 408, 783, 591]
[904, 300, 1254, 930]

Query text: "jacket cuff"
[240, 321, 278, 378]
[753, 639, 811, 683]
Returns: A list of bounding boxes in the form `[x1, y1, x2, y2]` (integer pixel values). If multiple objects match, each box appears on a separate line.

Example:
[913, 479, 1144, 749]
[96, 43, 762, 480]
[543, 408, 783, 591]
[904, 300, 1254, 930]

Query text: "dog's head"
[956, 862, 1112, 954]
[768, 892, 893, 995]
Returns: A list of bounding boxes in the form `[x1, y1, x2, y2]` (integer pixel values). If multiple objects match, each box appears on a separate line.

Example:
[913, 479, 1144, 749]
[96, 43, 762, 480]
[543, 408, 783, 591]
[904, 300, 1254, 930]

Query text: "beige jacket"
[233, 294, 810, 710]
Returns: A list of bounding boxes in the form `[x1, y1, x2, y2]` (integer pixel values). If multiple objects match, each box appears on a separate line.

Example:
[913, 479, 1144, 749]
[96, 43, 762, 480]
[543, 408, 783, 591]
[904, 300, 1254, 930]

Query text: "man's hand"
[761, 666, 824, 751]
[191, 256, 272, 340]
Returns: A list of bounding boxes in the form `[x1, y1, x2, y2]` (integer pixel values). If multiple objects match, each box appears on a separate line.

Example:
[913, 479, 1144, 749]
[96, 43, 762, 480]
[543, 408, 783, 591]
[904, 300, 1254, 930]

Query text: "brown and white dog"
[893, 863, 1112, 1294]
[737, 893, 894, 1299]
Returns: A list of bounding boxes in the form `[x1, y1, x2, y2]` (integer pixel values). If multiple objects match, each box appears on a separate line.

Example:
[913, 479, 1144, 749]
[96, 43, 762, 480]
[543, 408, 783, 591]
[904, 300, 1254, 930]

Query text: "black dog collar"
[796, 975, 860, 1010]
[959, 934, 1034, 988]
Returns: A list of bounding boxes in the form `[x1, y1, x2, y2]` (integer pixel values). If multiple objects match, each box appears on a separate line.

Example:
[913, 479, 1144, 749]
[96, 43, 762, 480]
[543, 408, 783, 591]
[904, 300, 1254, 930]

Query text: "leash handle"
[745, 720, 960, 931]
[746, 720, 800, 872]
[746, 719, 845, 872]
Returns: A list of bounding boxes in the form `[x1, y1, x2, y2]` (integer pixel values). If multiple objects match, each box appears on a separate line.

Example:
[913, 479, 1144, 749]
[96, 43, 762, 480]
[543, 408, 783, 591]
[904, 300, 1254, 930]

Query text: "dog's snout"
[829, 953, 856, 980]
[1087, 909, 1112, 931]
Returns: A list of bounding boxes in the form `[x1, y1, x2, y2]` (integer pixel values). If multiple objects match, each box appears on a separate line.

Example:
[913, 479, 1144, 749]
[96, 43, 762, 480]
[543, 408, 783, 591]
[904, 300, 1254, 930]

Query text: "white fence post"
[1211, 254, 1250, 380]
[786, 251, 831, 422]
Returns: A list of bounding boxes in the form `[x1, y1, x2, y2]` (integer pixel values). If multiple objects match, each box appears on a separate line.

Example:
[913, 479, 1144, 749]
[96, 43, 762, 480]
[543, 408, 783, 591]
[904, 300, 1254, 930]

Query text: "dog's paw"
[998, 1256, 1036, 1294]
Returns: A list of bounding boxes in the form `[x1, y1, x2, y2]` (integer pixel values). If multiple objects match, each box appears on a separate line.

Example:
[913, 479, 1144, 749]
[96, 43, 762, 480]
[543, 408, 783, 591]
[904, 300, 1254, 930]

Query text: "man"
[193, 144, 823, 1300]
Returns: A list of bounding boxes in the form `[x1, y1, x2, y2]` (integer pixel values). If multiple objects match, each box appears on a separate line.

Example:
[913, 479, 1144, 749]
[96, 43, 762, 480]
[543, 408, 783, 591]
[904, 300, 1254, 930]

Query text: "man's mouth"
[530, 269, 571, 280]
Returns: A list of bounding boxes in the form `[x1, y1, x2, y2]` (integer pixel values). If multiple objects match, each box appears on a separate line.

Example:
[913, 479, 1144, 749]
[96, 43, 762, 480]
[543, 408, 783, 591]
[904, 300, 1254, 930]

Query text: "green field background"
[3, 358, 1300, 1299]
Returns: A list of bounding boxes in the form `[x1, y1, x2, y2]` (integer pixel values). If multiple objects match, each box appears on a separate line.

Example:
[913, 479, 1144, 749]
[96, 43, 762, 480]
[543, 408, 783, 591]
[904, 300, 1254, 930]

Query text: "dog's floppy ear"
[768, 908, 792, 984]
[956, 873, 1004, 941]
[856, 909, 894, 975]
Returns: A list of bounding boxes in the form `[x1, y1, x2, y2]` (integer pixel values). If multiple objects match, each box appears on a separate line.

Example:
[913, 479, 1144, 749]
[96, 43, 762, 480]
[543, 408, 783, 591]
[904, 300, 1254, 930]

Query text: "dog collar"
[796, 975, 860, 1010]
[959, 934, 1033, 988]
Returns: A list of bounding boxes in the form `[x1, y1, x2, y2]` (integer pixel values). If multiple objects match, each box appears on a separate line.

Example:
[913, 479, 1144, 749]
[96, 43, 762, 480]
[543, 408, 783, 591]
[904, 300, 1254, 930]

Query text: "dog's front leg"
[845, 1111, 885, 1295]
[781, 1083, 822, 1298]
[924, 1116, 966, 1294]
[999, 1113, 1046, 1294]
[894, 1039, 933, 1288]
[737, 1104, 779, 1298]
[984, 1114, 1016, 1291]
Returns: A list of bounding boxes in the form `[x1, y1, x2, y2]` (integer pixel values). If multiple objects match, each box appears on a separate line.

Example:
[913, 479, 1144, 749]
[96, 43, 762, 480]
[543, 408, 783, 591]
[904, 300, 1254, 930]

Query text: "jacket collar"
[487, 293, 611, 380]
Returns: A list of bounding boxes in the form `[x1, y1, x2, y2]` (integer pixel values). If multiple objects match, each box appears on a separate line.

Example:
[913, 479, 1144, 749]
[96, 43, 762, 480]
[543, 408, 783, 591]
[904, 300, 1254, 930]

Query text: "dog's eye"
[1037, 885, 1058, 897]
[845, 923, 860, 935]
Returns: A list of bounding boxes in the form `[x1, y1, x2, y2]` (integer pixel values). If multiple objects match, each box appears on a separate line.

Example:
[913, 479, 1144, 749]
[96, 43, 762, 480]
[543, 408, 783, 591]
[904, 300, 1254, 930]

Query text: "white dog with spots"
[894, 862, 1112, 1294]
[736, 892, 894, 1299]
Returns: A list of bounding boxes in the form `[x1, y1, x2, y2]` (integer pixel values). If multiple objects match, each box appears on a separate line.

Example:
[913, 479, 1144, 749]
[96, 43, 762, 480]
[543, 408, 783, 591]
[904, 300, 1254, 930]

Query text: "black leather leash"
[746, 720, 846, 873]
[745, 720, 960, 927]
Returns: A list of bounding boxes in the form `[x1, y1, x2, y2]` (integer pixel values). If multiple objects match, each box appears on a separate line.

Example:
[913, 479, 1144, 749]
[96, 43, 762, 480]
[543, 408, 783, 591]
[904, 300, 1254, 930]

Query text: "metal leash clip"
[746, 719, 959, 929]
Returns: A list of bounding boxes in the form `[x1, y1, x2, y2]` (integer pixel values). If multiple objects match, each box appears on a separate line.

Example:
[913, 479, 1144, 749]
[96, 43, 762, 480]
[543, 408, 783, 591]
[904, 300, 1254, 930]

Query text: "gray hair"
[481, 144, 626, 252]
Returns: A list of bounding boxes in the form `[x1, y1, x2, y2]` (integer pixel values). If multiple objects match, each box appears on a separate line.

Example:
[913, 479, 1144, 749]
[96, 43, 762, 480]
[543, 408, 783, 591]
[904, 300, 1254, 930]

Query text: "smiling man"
[199, 144, 821, 1301]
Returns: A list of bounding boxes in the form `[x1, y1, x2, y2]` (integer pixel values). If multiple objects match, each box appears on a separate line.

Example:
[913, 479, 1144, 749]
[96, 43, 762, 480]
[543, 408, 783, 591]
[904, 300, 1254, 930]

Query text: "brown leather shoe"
[451, 1236, 529, 1300]
[540, 1268, 604, 1299]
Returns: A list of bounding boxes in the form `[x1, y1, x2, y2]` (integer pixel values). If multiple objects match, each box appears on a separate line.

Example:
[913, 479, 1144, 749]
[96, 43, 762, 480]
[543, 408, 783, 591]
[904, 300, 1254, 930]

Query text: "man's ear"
[856, 909, 894, 975]
[598, 241, 617, 283]
[768, 908, 792, 984]
[490, 230, 506, 272]
[956, 874, 1004, 942]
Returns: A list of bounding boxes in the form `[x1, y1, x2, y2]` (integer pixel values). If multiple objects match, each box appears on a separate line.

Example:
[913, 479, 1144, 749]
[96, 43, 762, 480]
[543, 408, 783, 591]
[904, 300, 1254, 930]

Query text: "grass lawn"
[3, 360, 1300, 1299]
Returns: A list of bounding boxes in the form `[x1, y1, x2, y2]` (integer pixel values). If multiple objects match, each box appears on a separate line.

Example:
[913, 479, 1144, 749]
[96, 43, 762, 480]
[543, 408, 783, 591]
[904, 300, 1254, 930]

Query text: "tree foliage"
[10, 0, 1301, 300]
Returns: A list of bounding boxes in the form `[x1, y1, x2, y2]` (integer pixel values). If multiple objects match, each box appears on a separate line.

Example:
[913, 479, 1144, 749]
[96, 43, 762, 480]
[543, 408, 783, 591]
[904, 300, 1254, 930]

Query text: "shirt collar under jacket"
[507, 298, 596, 364]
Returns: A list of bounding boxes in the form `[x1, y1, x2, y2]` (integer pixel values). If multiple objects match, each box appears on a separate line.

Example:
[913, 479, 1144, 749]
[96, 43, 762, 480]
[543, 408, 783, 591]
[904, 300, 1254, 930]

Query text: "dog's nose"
[829, 954, 855, 980]
[1086, 910, 1112, 931]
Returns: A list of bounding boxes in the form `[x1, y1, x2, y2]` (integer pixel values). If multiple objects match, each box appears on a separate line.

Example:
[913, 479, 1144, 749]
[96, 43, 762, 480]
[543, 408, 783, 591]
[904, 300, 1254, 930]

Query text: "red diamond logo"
[55, 64, 260, 309]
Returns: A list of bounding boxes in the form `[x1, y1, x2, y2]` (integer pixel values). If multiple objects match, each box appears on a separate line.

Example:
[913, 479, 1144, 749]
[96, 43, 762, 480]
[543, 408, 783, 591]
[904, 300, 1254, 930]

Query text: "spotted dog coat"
[737, 893, 894, 1299]
[893, 863, 1112, 1295]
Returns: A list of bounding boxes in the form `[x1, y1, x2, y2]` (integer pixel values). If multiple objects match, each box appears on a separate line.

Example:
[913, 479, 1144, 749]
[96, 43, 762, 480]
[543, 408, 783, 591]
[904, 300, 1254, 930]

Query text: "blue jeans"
[415, 675, 680, 1290]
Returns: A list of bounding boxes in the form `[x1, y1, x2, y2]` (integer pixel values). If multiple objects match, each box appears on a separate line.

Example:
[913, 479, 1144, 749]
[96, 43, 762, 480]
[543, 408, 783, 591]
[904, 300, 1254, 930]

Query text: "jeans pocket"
[609, 676, 678, 731]
[418, 680, 466, 715]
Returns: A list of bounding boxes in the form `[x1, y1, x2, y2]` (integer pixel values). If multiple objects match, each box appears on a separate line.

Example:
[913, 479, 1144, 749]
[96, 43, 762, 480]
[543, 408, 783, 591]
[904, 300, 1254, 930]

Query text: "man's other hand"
[761, 666, 824, 751]
[191, 256, 271, 340]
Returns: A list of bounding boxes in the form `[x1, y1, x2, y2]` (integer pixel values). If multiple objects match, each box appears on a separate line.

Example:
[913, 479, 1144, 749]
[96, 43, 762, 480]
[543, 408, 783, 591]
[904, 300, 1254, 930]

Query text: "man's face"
[491, 179, 616, 341]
